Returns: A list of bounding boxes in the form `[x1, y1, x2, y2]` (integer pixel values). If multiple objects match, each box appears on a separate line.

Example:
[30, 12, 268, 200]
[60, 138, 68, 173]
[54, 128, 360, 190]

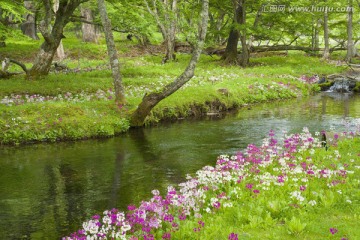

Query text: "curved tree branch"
[130, 0, 209, 126]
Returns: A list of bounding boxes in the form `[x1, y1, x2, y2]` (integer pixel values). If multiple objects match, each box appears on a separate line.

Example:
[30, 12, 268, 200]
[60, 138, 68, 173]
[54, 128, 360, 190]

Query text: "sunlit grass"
[0, 35, 347, 144]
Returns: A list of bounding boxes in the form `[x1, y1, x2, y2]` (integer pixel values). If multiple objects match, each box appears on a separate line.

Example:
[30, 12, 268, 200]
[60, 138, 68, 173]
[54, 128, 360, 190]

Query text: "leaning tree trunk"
[26, 0, 85, 79]
[346, 0, 355, 62]
[21, 0, 39, 40]
[97, 0, 126, 104]
[323, 6, 330, 59]
[130, 0, 209, 127]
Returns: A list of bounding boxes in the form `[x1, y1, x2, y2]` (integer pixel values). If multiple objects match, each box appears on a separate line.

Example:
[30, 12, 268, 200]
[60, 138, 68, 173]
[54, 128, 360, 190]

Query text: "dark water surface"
[1, 93, 360, 239]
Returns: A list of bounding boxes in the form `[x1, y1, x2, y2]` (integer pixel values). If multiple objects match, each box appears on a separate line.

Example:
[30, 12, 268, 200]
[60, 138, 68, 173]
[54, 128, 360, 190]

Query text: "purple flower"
[179, 213, 186, 221]
[127, 205, 136, 211]
[246, 184, 253, 189]
[213, 201, 221, 209]
[300, 185, 306, 191]
[162, 232, 171, 239]
[330, 228, 338, 235]
[277, 175, 284, 183]
[164, 214, 174, 222]
[228, 233, 239, 240]
[198, 220, 205, 227]
[253, 189, 260, 194]
[143, 234, 154, 240]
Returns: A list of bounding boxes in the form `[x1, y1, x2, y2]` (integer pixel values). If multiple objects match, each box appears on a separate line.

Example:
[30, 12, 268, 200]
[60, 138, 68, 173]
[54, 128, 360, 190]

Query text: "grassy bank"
[0, 35, 347, 145]
[63, 130, 360, 239]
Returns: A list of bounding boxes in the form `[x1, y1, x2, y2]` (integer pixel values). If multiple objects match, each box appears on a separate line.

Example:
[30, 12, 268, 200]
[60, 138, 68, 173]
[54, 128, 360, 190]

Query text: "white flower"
[223, 202, 233, 208]
[308, 200, 317, 206]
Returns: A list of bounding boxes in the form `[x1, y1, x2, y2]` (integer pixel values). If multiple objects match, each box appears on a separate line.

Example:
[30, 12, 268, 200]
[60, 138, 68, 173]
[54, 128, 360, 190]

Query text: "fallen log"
[251, 45, 346, 53]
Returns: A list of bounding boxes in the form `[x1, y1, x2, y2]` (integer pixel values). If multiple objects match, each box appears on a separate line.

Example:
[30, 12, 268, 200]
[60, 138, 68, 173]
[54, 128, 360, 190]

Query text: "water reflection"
[0, 93, 359, 239]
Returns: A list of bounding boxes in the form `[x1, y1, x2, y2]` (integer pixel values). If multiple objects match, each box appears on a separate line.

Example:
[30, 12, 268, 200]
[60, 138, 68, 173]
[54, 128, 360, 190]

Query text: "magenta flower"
[228, 233, 239, 240]
[330, 228, 338, 235]
[179, 213, 186, 220]
[164, 214, 174, 222]
[300, 185, 306, 191]
[253, 189, 260, 194]
[277, 175, 284, 183]
[213, 201, 221, 209]
[162, 232, 171, 239]
[127, 205, 136, 211]
[143, 234, 154, 240]
[246, 183, 253, 189]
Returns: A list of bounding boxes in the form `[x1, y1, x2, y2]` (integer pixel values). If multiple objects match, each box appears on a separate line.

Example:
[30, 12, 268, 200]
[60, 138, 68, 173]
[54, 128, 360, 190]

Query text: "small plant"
[287, 217, 307, 235]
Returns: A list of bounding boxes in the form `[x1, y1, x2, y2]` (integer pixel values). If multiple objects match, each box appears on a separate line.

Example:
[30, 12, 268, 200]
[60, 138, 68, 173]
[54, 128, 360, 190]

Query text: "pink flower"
[330, 228, 338, 235]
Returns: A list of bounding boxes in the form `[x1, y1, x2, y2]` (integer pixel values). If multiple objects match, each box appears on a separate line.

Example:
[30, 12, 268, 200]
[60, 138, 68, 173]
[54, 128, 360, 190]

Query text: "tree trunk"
[130, 0, 209, 127]
[222, 29, 239, 64]
[346, 0, 355, 62]
[222, 0, 248, 66]
[53, 0, 65, 61]
[21, 1, 39, 40]
[144, 0, 177, 64]
[248, 6, 262, 50]
[97, 0, 126, 104]
[314, 19, 320, 50]
[27, 42, 59, 78]
[162, 0, 177, 63]
[80, 6, 97, 43]
[323, 6, 330, 59]
[27, 0, 85, 79]
[238, 0, 248, 67]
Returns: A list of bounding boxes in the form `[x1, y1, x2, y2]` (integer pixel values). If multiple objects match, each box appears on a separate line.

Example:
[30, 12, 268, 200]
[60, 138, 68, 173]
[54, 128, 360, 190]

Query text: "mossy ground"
[0, 32, 349, 145]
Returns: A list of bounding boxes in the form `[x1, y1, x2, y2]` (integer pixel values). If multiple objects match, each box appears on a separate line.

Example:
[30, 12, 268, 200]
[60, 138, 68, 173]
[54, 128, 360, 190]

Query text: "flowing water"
[1, 92, 360, 239]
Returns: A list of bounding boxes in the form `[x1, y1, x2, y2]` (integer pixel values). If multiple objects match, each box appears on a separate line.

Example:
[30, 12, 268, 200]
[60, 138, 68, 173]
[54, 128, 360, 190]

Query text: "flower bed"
[63, 128, 360, 240]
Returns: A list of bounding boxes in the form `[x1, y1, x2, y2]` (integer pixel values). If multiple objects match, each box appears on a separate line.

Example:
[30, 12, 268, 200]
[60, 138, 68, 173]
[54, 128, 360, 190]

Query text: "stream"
[1, 92, 360, 239]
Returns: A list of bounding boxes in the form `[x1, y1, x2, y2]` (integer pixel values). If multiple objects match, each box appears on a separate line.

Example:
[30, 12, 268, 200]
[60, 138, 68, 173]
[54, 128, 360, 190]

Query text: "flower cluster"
[1, 89, 115, 106]
[63, 127, 359, 239]
[298, 74, 319, 84]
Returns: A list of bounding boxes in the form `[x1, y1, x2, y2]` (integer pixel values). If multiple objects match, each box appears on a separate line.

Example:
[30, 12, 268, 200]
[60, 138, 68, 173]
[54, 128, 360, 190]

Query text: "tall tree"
[21, 0, 39, 40]
[323, 4, 330, 59]
[144, 0, 178, 63]
[53, 0, 65, 61]
[97, 0, 125, 104]
[80, 4, 97, 43]
[346, 0, 356, 61]
[222, 0, 248, 67]
[26, 0, 87, 79]
[130, 0, 209, 126]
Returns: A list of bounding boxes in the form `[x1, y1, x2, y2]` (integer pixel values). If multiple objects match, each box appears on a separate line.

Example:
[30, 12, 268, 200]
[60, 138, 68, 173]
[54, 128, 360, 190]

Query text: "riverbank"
[0, 37, 346, 145]
[63, 130, 360, 239]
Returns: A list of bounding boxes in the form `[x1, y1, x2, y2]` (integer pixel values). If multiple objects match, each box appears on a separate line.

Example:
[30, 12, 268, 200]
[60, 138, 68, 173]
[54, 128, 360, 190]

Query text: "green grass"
[169, 138, 360, 240]
[0, 34, 348, 144]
